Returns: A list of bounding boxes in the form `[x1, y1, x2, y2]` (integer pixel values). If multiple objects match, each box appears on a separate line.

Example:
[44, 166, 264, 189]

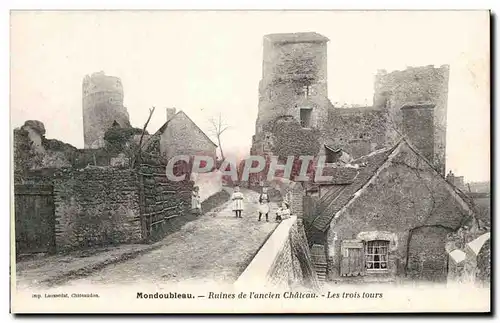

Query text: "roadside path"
[18, 188, 279, 288]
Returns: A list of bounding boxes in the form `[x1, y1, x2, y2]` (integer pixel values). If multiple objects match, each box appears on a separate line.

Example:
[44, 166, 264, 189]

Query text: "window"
[300, 108, 312, 128]
[365, 240, 389, 270]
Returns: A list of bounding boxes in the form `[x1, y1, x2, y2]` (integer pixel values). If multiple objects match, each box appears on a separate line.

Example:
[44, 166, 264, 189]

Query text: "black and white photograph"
[9, 10, 491, 313]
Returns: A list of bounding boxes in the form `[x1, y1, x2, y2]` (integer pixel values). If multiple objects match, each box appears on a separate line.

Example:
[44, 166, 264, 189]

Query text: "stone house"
[304, 138, 478, 283]
[147, 108, 217, 163]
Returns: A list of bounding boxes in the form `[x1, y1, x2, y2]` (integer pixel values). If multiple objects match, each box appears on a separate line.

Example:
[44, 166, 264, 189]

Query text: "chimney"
[166, 107, 176, 122]
[401, 104, 435, 163]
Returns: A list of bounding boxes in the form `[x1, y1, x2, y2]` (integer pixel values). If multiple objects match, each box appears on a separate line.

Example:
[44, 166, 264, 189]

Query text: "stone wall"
[406, 226, 451, 282]
[235, 217, 320, 290]
[267, 229, 294, 288]
[322, 107, 388, 159]
[25, 162, 195, 251]
[257, 36, 329, 133]
[138, 163, 194, 242]
[53, 167, 142, 251]
[373, 65, 449, 175]
[252, 33, 330, 156]
[401, 105, 435, 164]
[13, 120, 122, 184]
[288, 182, 305, 218]
[14, 121, 78, 183]
[476, 240, 491, 286]
[252, 117, 322, 157]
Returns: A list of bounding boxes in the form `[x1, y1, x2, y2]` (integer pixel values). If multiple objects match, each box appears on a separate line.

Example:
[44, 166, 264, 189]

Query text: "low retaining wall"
[234, 216, 320, 290]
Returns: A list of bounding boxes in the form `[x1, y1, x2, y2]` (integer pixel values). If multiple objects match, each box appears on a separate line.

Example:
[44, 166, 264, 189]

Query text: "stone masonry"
[51, 163, 194, 251]
[82, 71, 131, 149]
[251, 32, 450, 175]
[374, 65, 450, 175]
[53, 167, 142, 251]
[138, 163, 194, 242]
[236, 216, 320, 290]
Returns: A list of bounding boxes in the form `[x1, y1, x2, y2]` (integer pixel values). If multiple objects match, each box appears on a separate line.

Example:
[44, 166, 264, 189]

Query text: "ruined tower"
[82, 71, 131, 148]
[252, 32, 331, 156]
[373, 65, 450, 175]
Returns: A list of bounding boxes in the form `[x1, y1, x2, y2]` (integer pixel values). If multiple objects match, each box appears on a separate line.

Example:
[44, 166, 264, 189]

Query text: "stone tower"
[82, 71, 131, 148]
[252, 32, 331, 156]
[373, 65, 450, 175]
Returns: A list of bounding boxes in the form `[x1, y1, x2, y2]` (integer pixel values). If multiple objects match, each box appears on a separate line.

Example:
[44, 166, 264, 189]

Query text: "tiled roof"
[309, 146, 398, 232]
[264, 32, 329, 44]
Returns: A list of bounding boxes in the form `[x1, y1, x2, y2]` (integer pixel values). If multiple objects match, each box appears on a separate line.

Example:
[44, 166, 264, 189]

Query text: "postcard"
[10, 10, 491, 314]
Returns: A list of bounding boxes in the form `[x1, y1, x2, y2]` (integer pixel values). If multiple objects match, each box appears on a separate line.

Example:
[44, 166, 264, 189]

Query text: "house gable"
[141, 110, 218, 161]
[310, 139, 475, 234]
[319, 139, 475, 281]
[157, 111, 217, 160]
[157, 111, 217, 148]
[309, 144, 398, 231]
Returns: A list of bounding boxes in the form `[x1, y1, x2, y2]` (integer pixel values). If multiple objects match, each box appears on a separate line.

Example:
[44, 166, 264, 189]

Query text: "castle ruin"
[82, 71, 131, 148]
[251, 32, 450, 175]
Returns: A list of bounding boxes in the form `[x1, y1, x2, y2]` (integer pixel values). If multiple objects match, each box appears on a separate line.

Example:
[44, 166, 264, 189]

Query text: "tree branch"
[134, 106, 155, 167]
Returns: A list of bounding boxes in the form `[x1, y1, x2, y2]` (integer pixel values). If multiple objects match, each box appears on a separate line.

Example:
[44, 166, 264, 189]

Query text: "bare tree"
[137, 106, 155, 152]
[131, 106, 155, 168]
[208, 112, 230, 161]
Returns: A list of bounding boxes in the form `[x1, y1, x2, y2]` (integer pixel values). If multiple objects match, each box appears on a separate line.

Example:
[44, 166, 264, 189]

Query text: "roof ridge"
[310, 141, 401, 232]
[398, 137, 477, 214]
[152, 110, 218, 148]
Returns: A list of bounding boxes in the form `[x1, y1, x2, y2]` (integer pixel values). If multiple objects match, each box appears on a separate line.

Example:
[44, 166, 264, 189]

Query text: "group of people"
[191, 185, 291, 222]
[231, 186, 291, 222]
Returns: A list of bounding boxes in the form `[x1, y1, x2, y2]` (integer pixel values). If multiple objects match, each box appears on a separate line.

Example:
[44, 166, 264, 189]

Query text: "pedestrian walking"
[258, 187, 271, 222]
[231, 186, 244, 218]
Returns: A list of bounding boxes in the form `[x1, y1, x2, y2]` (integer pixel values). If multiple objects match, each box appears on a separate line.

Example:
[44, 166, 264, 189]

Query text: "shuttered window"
[340, 240, 365, 277]
[340, 239, 391, 276]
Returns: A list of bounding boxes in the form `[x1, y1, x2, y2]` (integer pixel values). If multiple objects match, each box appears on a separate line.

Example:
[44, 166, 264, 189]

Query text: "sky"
[10, 10, 490, 182]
